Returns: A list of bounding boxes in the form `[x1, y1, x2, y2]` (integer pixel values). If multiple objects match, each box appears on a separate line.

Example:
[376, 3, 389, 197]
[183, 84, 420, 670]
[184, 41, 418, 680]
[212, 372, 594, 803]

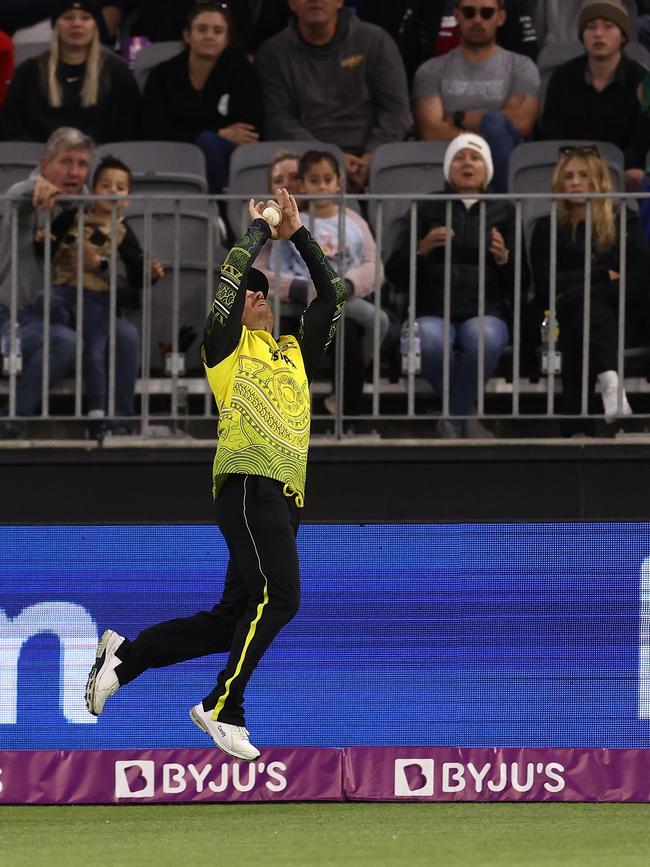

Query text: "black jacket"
[385, 191, 520, 321]
[541, 54, 650, 170]
[141, 46, 263, 142]
[530, 212, 649, 309]
[2, 50, 140, 143]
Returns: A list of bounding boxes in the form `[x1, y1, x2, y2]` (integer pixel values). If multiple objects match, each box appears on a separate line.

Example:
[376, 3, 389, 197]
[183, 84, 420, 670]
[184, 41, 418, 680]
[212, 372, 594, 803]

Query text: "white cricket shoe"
[189, 703, 260, 762]
[85, 629, 125, 716]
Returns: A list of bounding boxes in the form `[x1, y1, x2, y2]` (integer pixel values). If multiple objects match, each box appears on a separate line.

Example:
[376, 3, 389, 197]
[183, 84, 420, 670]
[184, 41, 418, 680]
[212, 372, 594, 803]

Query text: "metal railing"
[0, 189, 648, 440]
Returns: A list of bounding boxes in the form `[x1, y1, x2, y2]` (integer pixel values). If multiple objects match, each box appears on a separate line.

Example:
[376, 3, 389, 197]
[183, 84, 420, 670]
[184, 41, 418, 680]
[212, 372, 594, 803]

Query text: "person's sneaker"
[189, 704, 260, 761]
[598, 370, 633, 422]
[85, 629, 125, 716]
[436, 418, 462, 439]
[463, 417, 495, 439]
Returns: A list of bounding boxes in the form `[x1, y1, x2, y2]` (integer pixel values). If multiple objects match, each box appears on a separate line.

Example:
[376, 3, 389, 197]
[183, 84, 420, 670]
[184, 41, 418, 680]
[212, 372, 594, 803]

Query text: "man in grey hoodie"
[256, 0, 411, 192]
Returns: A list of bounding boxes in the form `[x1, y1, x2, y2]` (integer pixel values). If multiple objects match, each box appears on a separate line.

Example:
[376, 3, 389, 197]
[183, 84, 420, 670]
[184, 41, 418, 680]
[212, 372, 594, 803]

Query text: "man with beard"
[412, 0, 539, 192]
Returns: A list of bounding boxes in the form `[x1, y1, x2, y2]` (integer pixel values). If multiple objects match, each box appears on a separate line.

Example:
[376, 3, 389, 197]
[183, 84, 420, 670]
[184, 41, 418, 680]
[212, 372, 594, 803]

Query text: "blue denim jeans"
[478, 111, 522, 194]
[0, 303, 76, 417]
[194, 131, 238, 194]
[29, 286, 140, 416]
[418, 314, 509, 418]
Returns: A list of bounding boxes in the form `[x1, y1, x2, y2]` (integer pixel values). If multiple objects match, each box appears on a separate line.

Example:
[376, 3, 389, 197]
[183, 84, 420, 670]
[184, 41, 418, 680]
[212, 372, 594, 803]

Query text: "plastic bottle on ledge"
[1, 321, 22, 376]
[540, 309, 561, 375]
[400, 320, 421, 375]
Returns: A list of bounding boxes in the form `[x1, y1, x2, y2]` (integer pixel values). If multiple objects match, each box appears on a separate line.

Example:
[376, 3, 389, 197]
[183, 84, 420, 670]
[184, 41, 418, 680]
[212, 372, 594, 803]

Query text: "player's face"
[242, 290, 274, 333]
[583, 18, 624, 60]
[448, 147, 488, 192]
[270, 159, 300, 196]
[56, 9, 96, 50]
[184, 11, 229, 61]
[41, 146, 92, 194]
[561, 157, 593, 204]
[92, 168, 131, 215]
[300, 159, 341, 206]
[455, 2, 504, 48]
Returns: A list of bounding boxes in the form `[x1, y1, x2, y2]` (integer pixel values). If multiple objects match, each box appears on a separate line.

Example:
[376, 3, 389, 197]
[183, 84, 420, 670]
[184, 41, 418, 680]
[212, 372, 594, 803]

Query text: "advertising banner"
[344, 747, 650, 802]
[0, 748, 343, 804]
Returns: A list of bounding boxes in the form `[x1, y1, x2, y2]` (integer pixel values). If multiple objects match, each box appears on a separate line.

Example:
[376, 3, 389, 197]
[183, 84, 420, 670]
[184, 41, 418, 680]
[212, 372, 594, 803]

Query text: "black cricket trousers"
[115, 473, 301, 726]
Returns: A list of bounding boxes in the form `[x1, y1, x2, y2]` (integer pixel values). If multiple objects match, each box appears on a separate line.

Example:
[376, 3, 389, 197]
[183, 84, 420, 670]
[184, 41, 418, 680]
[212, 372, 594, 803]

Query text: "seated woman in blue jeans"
[386, 133, 518, 438]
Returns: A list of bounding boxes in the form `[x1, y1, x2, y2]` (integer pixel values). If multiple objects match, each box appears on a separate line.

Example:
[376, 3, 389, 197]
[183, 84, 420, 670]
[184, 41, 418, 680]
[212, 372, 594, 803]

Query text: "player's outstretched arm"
[202, 209, 272, 367]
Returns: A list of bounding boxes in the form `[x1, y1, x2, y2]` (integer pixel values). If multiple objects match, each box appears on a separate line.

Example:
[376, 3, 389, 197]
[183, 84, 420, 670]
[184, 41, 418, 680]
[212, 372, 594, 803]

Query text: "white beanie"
[443, 133, 494, 188]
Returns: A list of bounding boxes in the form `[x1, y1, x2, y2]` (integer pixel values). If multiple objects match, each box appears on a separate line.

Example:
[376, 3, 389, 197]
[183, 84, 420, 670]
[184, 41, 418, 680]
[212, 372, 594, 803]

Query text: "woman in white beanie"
[386, 133, 519, 438]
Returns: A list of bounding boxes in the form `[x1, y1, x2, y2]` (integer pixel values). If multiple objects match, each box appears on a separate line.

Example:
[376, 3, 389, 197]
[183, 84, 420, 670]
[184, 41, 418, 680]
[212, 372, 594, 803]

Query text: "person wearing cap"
[541, 0, 650, 192]
[1, 0, 140, 143]
[84, 187, 347, 761]
[386, 133, 521, 438]
[534, 0, 637, 47]
[412, 0, 540, 193]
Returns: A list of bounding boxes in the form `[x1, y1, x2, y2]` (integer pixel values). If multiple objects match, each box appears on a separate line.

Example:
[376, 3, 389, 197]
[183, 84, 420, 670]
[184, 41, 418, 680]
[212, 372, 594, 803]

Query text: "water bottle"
[540, 309, 561, 375]
[1, 321, 22, 376]
[400, 320, 421, 375]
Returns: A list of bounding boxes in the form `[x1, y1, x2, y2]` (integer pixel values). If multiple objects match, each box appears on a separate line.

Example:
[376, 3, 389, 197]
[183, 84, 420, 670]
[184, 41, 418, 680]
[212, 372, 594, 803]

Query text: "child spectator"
[141, 1, 263, 194]
[2, 0, 140, 143]
[258, 149, 388, 420]
[35, 155, 164, 431]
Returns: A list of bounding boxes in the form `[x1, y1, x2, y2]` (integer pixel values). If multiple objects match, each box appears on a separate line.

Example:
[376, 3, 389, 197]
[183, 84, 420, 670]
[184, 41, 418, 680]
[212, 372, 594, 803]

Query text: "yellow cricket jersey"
[203, 325, 310, 501]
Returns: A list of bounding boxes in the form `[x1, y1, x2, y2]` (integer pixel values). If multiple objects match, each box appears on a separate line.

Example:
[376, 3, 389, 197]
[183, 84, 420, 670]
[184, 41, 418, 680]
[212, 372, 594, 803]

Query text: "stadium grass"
[1, 803, 650, 866]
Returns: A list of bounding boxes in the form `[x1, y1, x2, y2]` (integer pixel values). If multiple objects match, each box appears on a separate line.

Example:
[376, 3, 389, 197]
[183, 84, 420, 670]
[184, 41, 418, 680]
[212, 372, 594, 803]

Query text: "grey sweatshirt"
[256, 8, 411, 154]
[0, 178, 48, 312]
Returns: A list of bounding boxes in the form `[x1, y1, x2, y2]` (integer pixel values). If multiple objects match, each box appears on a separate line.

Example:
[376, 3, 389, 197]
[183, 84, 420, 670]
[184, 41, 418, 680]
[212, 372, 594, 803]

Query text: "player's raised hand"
[248, 198, 278, 238]
[275, 187, 302, 240]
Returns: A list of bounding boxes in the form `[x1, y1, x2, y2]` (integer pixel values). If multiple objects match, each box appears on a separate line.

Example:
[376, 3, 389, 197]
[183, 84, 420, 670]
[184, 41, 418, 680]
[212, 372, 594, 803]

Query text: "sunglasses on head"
[459, 5, 497, 20]
[558, 145, 600, 158]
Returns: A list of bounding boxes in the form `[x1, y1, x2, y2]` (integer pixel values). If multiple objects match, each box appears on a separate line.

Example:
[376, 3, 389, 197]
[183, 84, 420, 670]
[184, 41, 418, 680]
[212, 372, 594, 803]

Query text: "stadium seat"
[94, 140, 208, 195]
[226, 140, 348, 237]
[125, 204, 226, 368]
[132, 40, 183, 92]
[12, 41, 49, 69]
[367, 141, 447, 261]
[0, 141, 45, 192]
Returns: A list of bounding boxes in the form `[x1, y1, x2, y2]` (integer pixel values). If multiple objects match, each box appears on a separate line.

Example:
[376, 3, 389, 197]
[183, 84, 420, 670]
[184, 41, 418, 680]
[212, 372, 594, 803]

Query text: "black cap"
[245, 267, 269, 298]
[51, 0, 105, 31]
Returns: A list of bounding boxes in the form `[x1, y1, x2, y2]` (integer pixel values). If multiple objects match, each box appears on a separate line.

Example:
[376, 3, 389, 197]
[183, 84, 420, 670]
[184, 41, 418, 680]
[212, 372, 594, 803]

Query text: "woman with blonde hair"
[530, 145, 649, 434]
[2, 0, 139, 143]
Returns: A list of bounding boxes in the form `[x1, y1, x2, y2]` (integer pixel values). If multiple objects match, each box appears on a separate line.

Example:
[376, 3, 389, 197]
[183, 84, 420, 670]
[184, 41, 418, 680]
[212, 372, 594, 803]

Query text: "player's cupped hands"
[274, 187, 302, 240]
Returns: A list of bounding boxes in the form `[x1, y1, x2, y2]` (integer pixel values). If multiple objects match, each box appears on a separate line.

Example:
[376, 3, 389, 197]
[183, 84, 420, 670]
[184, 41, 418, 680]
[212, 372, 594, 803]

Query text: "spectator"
[2, 0, 139, 143]
[535, 0, 637, 47]
[0, 127, 140, 436]
[141, 1, 262, 195]
[0, 30, 14, 115]
[34, 155, 163, 433]
[256, 0, 411, 193]
[257, 149, 389, 420]
[412, 0, 540, 193]
[541, 0, 650, 192]
[352, 0, 538, 82]
[530, 145, 648, 435]
[386, 134, 518, 439]
[101, 1, 289, 51]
